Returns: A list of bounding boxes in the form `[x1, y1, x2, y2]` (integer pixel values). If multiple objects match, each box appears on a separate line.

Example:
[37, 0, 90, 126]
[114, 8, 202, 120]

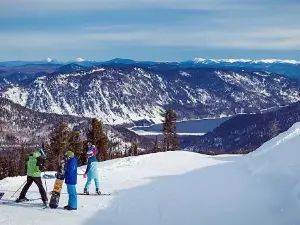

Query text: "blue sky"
[0, 0, 299, 61]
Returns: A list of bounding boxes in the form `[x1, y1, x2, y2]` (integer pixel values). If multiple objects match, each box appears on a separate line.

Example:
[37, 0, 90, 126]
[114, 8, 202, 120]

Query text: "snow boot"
[0, 192, 4, 200]
[67, 207, 77, 210]
[15, 197, 28, 203]
[64, 205, 77, 210]
[96, 188, 101, 195]
[83, 188, 89, 195]
[42, 201, 48, 208]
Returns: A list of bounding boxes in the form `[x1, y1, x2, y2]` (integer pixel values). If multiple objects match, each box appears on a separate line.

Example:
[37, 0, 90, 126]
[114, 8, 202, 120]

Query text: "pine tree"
[163, 109, 172, 151]
[172, 132, 179, 151]
[129, 141, 138, 156]
[78, 140, 88, 166]
[0, 156, 8, 180]
[68, 131, 83, 165]
[132, 141, 138, 156]
[87, 118, 102, 153]
[99, 133, 109, 161]
[169, 110, 178, 151]
[86, 118, 109, 161]
[48, 120, 71, 170]
[128, 143, 133, 156]
[7, 155, 18, 177]
[153, 135, 159, 153]
[162, 109, 179, 151]
[18, 147, 28, 176]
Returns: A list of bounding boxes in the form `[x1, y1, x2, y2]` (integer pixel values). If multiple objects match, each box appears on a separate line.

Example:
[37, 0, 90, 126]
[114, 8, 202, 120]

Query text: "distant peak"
[193, 58, 300, 64]
[43, 58, 60, 63]
[76, 57, 85, 62]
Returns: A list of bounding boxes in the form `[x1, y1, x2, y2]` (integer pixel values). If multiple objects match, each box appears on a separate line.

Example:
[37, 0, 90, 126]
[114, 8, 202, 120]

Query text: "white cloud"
[0, 0, 299, 60]
[1, 26, 299, 50]
[1, 0, 244, 11]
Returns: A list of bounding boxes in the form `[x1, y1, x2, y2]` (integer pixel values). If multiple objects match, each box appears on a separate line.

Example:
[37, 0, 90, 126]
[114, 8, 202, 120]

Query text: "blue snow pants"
[84, 175, 100, 190]
[67, 184, 77, 209]
[84, 161, 100, 190]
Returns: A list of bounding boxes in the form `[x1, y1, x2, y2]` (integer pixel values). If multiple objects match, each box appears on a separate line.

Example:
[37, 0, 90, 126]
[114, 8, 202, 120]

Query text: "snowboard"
[77, 193, 112, 196]
[49, 161, 65, 209]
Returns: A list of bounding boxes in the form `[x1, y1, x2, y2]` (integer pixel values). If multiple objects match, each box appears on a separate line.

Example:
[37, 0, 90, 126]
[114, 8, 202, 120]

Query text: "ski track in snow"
[2, 123, 300, 224]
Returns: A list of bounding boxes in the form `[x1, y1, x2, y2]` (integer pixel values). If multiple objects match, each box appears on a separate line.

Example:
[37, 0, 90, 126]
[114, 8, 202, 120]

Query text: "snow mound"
[248, 122, 300, 177]
[1, 123, 300, 225]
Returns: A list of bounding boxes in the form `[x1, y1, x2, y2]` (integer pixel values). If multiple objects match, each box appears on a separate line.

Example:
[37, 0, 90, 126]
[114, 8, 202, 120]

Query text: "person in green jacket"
[16, 148, 48, 206]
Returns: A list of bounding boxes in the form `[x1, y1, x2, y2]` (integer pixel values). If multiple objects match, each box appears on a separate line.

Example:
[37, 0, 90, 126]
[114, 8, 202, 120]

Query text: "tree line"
[0, 109, 179, 180]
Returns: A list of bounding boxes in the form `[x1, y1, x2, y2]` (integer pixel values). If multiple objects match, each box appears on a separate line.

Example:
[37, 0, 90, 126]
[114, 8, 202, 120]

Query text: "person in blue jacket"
[83, 149, 101, 195]
[64, 151, 78, 210]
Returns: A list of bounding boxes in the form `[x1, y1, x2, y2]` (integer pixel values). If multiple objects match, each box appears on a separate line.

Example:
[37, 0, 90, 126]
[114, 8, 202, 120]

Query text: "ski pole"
[43, 171, 48, 193]
[10, 180, 27, 198]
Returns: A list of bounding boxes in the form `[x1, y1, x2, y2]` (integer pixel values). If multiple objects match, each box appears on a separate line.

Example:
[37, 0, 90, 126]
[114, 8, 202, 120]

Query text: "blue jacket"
[64, 157, 77, 185]
[85, 155, 98, 179]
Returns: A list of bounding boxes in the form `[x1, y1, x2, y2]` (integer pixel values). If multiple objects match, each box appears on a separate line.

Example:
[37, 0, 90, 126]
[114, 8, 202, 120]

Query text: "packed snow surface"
[1, 123, 300, 225]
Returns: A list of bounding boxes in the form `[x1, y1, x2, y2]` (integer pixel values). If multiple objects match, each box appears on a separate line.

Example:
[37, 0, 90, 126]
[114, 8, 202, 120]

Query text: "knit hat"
[66, 151, 74, 158]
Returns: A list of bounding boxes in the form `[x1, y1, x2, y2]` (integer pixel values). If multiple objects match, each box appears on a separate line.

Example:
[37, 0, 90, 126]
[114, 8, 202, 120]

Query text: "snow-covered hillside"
[181, 101, 300, 154]
[0, 97, 153, 153]
[1, 122, 300, 225]
[2, 66, 300, 125]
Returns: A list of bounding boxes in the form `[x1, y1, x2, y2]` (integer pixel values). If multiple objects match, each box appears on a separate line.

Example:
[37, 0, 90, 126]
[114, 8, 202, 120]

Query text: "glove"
[83, 173, 87, 178]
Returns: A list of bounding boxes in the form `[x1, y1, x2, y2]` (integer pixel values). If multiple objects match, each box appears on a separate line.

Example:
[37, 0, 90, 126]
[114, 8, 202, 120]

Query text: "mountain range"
[1, 58, 300, 155]
[0, 57, 299, 77]
[1, 64, 300, 125]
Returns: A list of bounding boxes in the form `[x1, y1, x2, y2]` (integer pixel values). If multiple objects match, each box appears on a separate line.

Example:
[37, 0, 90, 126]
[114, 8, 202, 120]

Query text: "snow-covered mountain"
[1, 65, 300, 125]
[1, 57, 299, 77]
[1, 122, 300, 224]
[190, 58, 300, 77]
[75, 57, 85, 62]
[2, 57, 299, 65]
[0, 97, 153, 153]
[45, 58, 53, 63]
[193, 57, 300, 64]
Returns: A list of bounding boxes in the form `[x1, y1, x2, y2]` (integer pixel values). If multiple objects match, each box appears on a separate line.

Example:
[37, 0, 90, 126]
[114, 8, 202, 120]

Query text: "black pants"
[19, 176, 48, 202]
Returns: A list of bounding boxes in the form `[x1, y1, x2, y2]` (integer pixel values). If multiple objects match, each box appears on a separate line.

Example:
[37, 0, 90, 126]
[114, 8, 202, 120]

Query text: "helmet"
[87, 150, 94, 158]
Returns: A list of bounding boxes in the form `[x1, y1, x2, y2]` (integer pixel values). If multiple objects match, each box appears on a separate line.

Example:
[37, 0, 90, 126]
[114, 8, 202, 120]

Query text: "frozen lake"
[131, 116, 232, 136]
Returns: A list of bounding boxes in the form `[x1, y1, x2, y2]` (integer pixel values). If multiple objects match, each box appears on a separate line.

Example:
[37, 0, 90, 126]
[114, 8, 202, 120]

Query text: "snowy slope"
[1, 123, 300, 225]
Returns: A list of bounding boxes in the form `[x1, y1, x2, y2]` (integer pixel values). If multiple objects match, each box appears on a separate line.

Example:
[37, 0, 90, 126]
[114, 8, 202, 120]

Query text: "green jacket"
[26, 151, 44, 177]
